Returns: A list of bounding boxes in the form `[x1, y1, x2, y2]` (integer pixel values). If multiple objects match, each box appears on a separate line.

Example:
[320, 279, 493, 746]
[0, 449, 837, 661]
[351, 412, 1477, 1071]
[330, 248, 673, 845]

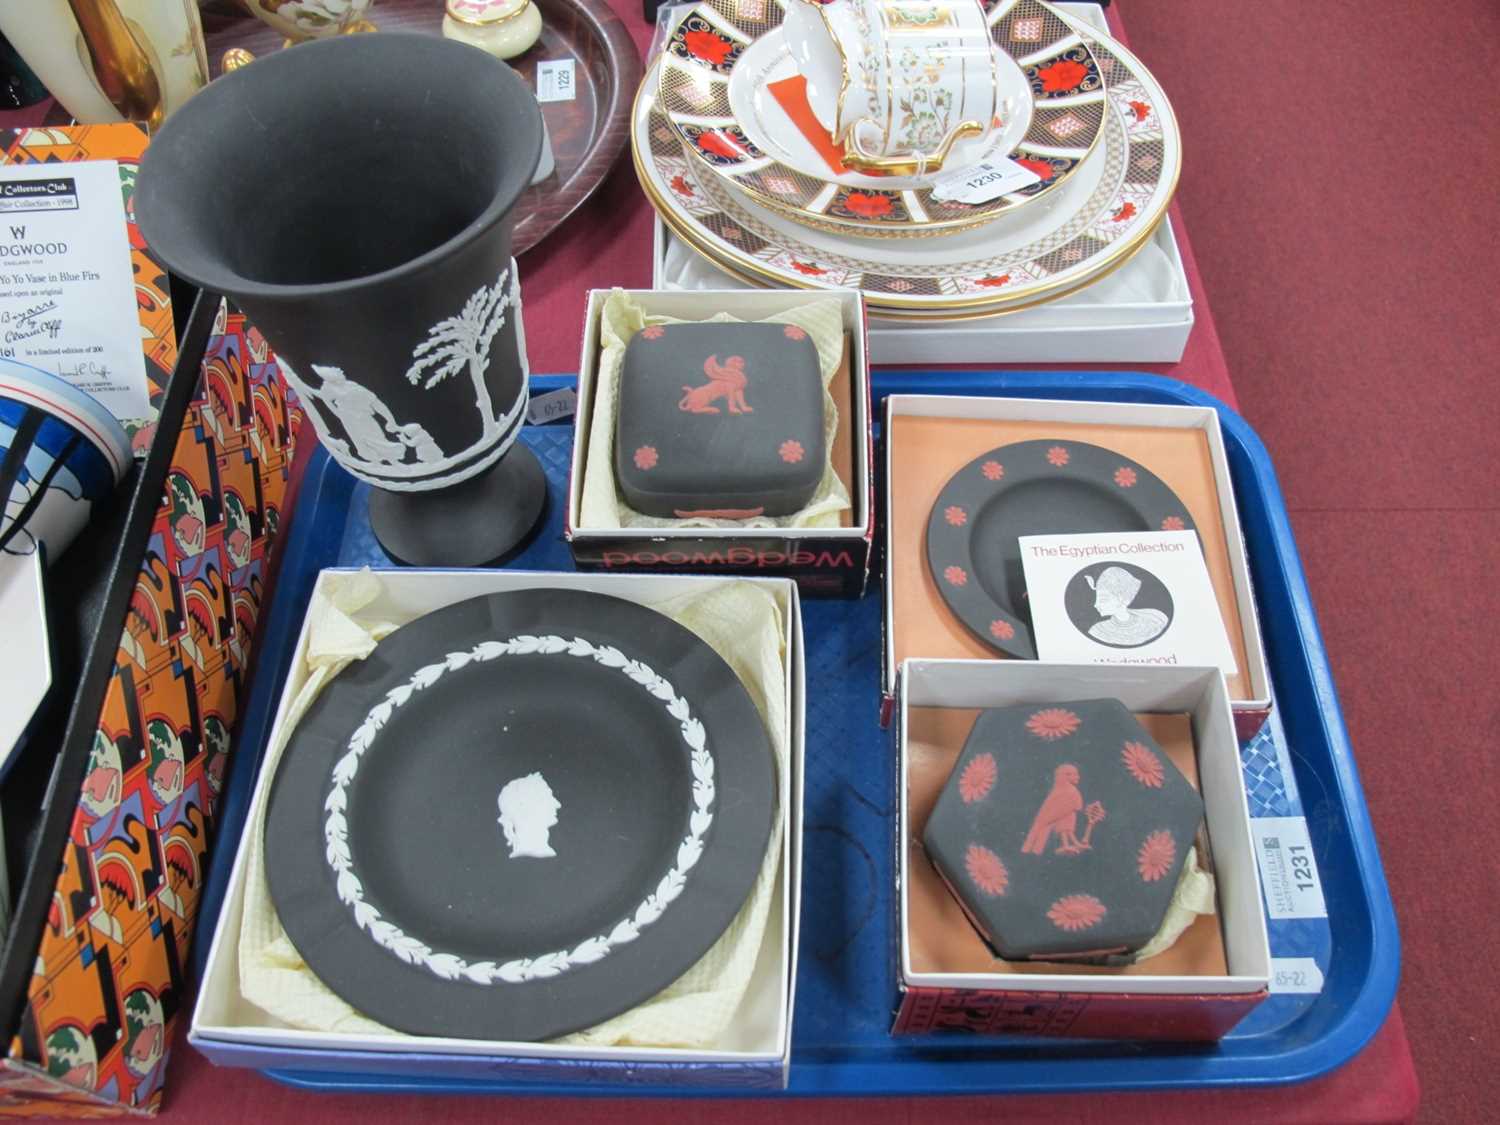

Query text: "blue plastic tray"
[194, 370, 1397, 1097]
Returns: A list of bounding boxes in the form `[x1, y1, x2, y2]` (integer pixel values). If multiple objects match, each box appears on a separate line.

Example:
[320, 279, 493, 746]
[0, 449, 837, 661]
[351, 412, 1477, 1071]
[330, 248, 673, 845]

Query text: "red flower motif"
[1037, 59, 1089, 93]
[965, 844, 1009, 896]
[1017, 157, 1056, 181]
[1047, 893, 1106, 931]
[640, 325, 665, 340]
[791, 260, 827, 276]
[843, 191, 894, 219]
[976, 274, 1012, 288]
[1026, 708, 1080, 740]
[944, 505, 967, 526]
[1122, 741, 1165, 788]
[1138, 830, 1176, 882]
[1046, 445, 1070, 467]
[783, 325, 807, 340]
[633, 445, 658, 470]
[944, 565, 968, 587]
[981, 460, 1004, 480]
[683, 28, 733, 65]
[1112, 201, 1138, 223]
[1114, 466, 1137, 488]
[989, 618, 1016, 641]
[1128, 99, 1151, 122]
[696, 129, 746, 160]
[1161, 515, 1185, 531]
[959, 753, 997, 804]
[779, 439, 805, 463]
[669, 174, 695, 197]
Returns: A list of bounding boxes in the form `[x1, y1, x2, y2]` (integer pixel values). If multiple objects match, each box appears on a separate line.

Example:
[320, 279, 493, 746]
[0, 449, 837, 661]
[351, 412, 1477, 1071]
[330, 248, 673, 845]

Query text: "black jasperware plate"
[264, 588, 777, 1041]
[925, 439, 1196, 659]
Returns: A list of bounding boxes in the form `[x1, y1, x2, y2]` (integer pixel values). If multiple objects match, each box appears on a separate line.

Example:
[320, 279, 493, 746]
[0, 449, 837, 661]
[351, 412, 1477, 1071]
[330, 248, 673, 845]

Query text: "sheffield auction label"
[1251, 816, 1328, 920]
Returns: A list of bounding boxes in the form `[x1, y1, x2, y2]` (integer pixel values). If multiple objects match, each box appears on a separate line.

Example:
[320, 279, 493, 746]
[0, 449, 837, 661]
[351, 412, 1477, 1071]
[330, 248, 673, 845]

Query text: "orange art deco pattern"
[0, 124, 177, 446]
[0, 305, 301, 1116]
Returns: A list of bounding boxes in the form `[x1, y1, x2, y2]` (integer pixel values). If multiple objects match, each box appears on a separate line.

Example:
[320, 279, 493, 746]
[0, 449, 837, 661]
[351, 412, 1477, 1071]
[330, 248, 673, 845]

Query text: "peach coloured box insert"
[889, 415, 1253, 698]
[906, 707, 1227, 977]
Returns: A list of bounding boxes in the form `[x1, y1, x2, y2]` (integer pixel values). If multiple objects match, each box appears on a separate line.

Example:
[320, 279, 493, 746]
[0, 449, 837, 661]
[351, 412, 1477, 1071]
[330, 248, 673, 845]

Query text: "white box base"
[191, 569, 804, 1088]
[897, 659, 1270, 1001]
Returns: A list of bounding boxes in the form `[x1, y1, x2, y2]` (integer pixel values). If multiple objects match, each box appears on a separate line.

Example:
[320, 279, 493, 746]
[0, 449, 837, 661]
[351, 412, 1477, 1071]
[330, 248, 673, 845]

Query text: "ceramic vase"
[135, 33, 546, 567]
[238, 0, 376, 42]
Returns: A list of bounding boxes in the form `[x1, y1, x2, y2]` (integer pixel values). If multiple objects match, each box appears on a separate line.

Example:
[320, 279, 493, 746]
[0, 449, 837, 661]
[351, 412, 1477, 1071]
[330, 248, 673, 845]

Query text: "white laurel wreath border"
[322, 634, 715, 985]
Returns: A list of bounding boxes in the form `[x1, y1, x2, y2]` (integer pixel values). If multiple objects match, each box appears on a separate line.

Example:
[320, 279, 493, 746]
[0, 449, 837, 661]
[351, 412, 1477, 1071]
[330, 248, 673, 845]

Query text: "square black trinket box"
[614, 322, 825, 518]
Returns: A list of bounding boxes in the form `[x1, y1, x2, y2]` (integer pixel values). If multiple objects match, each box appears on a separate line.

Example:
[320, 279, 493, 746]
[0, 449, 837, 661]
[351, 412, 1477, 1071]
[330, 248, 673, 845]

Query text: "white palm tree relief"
[404, 265, 517, 441]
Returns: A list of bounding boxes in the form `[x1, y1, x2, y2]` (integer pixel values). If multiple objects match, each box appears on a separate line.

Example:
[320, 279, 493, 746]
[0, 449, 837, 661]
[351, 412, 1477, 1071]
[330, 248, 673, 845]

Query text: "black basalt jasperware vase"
[135, 33, 546, 566]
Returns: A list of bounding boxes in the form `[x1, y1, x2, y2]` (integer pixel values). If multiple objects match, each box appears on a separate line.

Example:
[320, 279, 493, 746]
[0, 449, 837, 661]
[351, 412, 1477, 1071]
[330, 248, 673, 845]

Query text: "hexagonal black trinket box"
[923, 698, 1206, 962]
[614, 322, 825, 518]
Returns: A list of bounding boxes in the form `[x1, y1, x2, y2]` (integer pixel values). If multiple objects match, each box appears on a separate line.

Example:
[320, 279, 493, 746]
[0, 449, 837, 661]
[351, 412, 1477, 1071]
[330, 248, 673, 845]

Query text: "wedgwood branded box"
[881, 393, 1272, 738]
[191, 568, 805, 1090]
[566, 288, 873, 597]
[893, 660, 1270, 1041]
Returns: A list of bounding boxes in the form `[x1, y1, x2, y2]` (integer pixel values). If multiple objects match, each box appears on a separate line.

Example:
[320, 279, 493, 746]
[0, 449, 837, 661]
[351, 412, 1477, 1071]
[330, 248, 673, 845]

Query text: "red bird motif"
[1021, 765, 1106, 856]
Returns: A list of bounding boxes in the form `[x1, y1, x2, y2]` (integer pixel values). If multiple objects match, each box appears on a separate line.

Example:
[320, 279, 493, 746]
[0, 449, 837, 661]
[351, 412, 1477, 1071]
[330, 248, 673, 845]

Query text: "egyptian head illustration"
[145, 719, 185, 806]
[121, 990, 164, 1080]
[1021, 764, 1106, 857]
[496, 772, 561, 859]
[1085, 565, 1170, 647]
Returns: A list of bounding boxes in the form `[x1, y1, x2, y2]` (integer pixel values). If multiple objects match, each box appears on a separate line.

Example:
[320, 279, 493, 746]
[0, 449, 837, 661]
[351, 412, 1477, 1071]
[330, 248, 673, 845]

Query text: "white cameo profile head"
[1084, 565, 1169, 646]
[1087, 565, 1141, 617]
[497, 771, 561, 859]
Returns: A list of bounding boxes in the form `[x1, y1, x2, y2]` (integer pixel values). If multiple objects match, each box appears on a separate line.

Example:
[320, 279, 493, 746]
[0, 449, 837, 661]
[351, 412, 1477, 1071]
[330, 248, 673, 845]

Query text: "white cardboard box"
[566, 287, 874, 597]
[881, 393, 1272, 737]
[650, 4, 1194, 366]
[191, 569, 805, 1090]
[893, 659, 1270, 1039]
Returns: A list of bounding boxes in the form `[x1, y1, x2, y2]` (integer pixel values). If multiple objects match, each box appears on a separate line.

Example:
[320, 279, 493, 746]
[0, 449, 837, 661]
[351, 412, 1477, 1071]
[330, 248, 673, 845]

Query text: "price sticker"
[1250, 817, 1327, 920]
[928, 158, 1042, 205]
[1270, 957, 1325, 995]
[525, 386, 577, 425]
[536, 59, 576, 103]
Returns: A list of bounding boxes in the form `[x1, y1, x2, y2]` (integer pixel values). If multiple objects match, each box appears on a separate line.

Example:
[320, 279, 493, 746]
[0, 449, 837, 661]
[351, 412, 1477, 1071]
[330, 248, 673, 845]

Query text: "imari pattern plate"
[634, 8, 1179, 315]
[925, 440, 1195, 659]
[264, 588, 777, 1041]
[657, 0, 1105, 236]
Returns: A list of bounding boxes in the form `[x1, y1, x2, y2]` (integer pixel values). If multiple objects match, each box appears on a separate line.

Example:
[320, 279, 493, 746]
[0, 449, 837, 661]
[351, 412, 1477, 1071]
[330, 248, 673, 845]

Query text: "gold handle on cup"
[841, 118, 986, 177]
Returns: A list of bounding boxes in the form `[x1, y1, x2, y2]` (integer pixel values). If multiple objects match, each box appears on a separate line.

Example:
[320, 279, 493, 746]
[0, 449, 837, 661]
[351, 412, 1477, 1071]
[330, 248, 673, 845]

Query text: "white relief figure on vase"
[303, 364, 412, 466]
[275, 265, 523, 489]
[497, 771, 561, 859]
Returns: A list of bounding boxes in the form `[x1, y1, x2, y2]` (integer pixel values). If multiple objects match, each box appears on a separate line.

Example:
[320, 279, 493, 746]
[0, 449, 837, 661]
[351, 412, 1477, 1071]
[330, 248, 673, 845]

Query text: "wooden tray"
[200, 0, 641, 256]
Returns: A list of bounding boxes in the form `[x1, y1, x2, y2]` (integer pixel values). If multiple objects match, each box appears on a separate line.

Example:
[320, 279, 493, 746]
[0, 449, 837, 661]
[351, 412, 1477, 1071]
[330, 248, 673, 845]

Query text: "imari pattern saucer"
[657, 0, 1106, 237]
[634, 8, 1180, 315]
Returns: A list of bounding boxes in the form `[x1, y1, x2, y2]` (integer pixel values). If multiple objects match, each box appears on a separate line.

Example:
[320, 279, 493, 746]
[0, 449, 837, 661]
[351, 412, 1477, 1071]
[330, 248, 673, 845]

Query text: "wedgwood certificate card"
[0, 159, 150, 422]
[1019, 530, 1238, 672]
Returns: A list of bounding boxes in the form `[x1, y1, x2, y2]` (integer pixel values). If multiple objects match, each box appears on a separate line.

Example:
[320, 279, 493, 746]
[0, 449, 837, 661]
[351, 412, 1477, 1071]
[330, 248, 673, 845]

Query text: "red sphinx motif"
[679, 355, 753, 414]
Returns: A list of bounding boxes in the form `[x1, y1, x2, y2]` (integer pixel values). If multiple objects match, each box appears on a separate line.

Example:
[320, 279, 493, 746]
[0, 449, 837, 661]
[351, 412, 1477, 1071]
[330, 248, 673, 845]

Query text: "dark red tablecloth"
[1, 1, 1419, 1119]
